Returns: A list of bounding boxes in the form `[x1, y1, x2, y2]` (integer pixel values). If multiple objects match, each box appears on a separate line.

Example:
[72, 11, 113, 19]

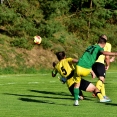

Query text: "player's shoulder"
[104, 42, 111, 51]
[105, 42, 111, 49]
[106, 42, 111, 47]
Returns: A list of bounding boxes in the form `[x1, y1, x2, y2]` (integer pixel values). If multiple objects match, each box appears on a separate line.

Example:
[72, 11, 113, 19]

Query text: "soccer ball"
[34, 36, 42, 44]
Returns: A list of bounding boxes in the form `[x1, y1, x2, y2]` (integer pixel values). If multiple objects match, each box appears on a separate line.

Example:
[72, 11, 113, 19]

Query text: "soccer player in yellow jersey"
[52, 51, 106, 105]
[92, 35, 115, 100]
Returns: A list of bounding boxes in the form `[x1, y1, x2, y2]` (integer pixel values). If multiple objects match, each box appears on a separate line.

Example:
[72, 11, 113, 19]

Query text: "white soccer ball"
[34, 36, 42, 44]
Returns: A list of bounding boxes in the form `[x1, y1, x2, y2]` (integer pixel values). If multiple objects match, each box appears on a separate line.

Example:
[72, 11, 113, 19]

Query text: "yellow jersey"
[55, 58, 75, 87]
[96, 42, 111, 64]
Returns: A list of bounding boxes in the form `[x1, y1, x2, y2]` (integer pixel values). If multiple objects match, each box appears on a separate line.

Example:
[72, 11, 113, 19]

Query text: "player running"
[74, 36, 117, 106]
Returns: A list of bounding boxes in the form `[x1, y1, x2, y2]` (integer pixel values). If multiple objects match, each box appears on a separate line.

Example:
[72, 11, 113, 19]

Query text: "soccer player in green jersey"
[74, 36, 117, 106]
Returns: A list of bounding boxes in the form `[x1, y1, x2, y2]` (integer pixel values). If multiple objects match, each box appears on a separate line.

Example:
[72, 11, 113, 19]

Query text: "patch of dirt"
[15, 45, 58, 69]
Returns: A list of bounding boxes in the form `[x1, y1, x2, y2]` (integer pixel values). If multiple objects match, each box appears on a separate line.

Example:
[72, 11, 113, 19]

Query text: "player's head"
[55, 51, 65, 61]
[97, 36, 107, 48]
[100, 34, 107, 40]
[98, 36, 107, 44]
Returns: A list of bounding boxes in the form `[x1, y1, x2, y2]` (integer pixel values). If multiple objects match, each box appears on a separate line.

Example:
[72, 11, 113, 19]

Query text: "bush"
[10, 37, 33, 50]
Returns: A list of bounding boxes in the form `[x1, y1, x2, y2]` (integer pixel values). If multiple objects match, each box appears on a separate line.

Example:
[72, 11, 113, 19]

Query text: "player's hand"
[52, 62, 56, 67]
[52, 69, 56, 77]
[105, 65, 109, 70]
[110, 56, 115, 62]
[91, 72, 96, 79]
[58, 76, 67, 84]
[90, 70, 96, 79]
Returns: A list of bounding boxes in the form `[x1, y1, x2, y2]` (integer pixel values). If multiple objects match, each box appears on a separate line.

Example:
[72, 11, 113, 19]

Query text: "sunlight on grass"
[0, 73, 116, 117]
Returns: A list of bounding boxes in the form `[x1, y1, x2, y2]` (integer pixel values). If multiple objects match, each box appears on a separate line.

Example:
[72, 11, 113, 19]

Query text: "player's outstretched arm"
[72, 59, 78, 63]
[102, 51, 117, 56]
[52, 69, 57, 77]
[52, 62, 58, 77]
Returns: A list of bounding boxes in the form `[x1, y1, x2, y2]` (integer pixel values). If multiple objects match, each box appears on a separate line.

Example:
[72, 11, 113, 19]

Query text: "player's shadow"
[4, 92, 73, 106]
[105, 103, 117, 106]
[4, 92, 73, 100]
[19, 97, 71, 106]
[97, 101, 117, 106]
[29, 89, 71, 96]
[19, 97, 55, 104]
[29, 90, 93, 101]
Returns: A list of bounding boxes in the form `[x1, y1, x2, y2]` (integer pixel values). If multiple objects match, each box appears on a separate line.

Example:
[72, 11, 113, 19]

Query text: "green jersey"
[77, 44, 104, 68]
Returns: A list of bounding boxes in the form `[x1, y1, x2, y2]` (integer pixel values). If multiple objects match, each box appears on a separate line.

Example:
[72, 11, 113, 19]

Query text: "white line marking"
[28, 82, 39, 84]
[7, 83, 16, 85]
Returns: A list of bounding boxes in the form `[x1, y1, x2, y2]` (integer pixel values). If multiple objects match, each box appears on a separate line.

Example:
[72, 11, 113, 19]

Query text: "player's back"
[55, 58, 74, 78]
[77, 44, 103, 68]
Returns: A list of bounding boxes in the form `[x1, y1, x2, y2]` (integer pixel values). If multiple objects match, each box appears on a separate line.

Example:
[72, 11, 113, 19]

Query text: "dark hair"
[55, 51, 65, 61]
[97, 36, 107, 44]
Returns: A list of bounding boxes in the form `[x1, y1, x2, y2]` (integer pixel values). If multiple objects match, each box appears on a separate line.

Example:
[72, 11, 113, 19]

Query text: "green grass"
[0, 71, 117, 117]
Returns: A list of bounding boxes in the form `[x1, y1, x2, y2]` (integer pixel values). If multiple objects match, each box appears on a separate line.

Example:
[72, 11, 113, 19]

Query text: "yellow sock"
[96, 80, 102, 90]
[101, 83, 106, 96]
[97, 92, 104, 100]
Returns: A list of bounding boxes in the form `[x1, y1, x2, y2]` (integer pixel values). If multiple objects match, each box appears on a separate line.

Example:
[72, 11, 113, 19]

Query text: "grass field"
[0, 71, 117, 117]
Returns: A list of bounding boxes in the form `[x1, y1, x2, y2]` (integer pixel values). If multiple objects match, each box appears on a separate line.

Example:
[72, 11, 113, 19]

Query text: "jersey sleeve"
[104, 43, 111, 52]
[66, 58, 73, 63]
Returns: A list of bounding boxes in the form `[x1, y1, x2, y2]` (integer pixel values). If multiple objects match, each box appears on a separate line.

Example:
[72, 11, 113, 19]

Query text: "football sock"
[74, 88, 79, 100]
[101, 83, 106, 96]
[79, 90, 83, 97]
[96, 80, 103, 90]
[96, 92, 104, 100]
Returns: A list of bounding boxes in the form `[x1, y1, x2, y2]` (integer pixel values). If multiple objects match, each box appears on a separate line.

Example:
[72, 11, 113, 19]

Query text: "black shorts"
[69, 78, 91, 96]
[92, 62, 105, 78]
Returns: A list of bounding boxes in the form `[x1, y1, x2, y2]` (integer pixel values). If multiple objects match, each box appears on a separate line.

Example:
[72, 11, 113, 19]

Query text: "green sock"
[74, 88, 79, 100]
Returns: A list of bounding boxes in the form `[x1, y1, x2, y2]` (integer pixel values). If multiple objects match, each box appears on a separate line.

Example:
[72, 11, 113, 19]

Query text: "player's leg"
[74, 82, 80, 106]
[73, 66, 84, 106]
[92, 62, 106, 97]
[96, 77, 104, 91]
[80, 79, 103, 100]
[73, 66, 91, 105]
[101, 82, 106, 96]
[69, 83, 84, 100]
[80, 79, 110, 102]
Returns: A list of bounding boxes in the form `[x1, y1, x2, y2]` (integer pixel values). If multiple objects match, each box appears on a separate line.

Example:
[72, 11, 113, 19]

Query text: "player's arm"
[90, 69, 96, 79]
[52, 62, 58, 77]
[72, 59, 78, 63]
[105, 56, 115, 70]
[52, 69, 57, 77]
[105, 55, 110, 70]
[101, 51, 117, 56]
[110, 56, 115, 62]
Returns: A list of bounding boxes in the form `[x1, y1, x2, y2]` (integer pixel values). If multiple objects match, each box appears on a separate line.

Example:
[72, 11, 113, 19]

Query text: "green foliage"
[41, 37, 52, 49]
[0, 66, 16, 74]
[1, 0, 117, 72]
[38, 20, 65, 38]
[10, 37, 33, 50]
[39, 0, 71, 19]
[0, 38, 5, 45]
[0, 5, 17, 25]
[105, 0, 117, 10]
